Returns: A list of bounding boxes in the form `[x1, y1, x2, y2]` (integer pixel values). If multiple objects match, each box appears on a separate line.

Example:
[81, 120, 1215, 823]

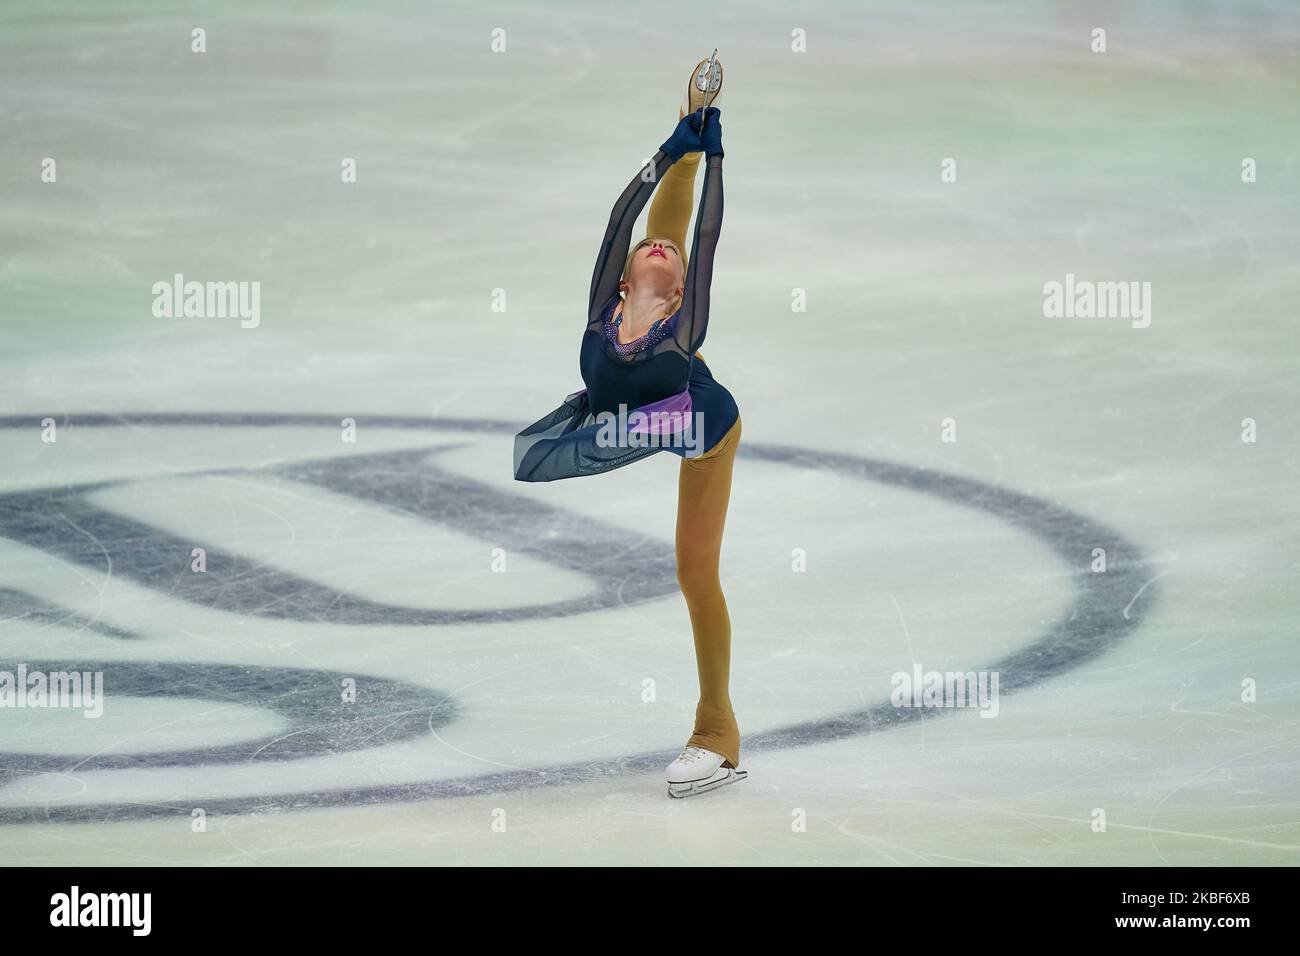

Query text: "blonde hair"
[620, 237, 686, 320]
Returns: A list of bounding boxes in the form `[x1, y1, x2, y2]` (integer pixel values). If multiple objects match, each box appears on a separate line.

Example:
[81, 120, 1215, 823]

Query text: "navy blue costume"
[515, 143, 736, 482]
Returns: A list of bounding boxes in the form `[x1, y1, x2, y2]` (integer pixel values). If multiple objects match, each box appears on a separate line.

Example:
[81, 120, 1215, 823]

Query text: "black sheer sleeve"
[588, 150, 677, 324]
[672, 154, 723, 356]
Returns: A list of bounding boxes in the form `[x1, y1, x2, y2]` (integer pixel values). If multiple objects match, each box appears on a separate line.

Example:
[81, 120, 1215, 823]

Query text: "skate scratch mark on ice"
[216, 476, 360, 617]
[426, 662, 578, 773]
[353, 711, 432, 749]
[248, 728, 313, 762]
[1122, 572, 1164, 620]
[94, 251, 134, 281]
[63, 703, 252, 775]
[1168, 684, 1234, 719]
[1143, 738, 1300, 859]
[213, 475, 300, 542]
[885, 592, 914, 664]
[566, 639, 683, 705]
[10, 771, 90, 804]
[838, 820, 1003, 866]
[902, 798, 1300, 851]
[16, 801, 159, 864]
[911, 849, 1006, 866]
[831, 818, 918, 866]
[450, 21, 596, 146]
[430, 391, 466, 416]
[53, 509, 115, 633]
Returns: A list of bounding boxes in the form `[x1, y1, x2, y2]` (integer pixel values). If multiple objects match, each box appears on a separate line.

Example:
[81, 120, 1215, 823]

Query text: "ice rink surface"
[1, 1, 1297, 864]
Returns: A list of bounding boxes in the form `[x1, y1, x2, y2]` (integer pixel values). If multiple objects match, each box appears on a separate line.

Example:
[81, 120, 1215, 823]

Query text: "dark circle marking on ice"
[0, 413, 1156, 825]
[0, 661, 457, 770]
[0, 445, 679, 625]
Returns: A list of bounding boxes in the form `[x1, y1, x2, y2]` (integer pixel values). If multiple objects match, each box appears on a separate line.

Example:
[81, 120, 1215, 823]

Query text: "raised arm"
[587, 150, 675, 323]
[587, 111, 707, 324]
[673, 109, 724, 356]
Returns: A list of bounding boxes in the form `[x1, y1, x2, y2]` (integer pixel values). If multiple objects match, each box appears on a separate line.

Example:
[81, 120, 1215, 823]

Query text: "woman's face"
[624, 237, 684, 293]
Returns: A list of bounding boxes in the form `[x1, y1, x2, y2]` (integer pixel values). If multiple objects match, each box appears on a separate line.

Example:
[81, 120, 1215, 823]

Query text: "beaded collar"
[603, 298, 678, 356]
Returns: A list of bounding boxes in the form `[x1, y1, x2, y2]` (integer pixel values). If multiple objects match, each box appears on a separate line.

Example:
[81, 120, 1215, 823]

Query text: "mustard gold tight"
[647, 148, 702, 265]
[676, 412, 742, 768]
[648, 146, 742, 769]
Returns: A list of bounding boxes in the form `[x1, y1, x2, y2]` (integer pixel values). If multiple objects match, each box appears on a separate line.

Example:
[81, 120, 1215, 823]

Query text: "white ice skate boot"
[666, 745, 747, 799]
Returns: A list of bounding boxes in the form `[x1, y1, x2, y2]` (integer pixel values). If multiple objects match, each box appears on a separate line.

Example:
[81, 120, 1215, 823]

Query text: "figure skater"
[514, 57, 744, 798]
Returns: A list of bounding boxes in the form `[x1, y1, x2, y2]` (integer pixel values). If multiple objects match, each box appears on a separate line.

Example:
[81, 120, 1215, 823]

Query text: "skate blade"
[667, 766, 748, 799]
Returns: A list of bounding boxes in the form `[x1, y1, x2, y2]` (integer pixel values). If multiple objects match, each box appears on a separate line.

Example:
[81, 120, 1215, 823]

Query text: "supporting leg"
[674, 415, 742, 768]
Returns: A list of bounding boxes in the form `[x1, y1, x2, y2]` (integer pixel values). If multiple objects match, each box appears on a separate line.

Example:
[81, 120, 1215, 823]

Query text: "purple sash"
[624, 387, 693, 436]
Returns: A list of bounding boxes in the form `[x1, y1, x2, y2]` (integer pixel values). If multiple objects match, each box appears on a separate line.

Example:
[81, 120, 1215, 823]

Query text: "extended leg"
[646, 116, 703, 256]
